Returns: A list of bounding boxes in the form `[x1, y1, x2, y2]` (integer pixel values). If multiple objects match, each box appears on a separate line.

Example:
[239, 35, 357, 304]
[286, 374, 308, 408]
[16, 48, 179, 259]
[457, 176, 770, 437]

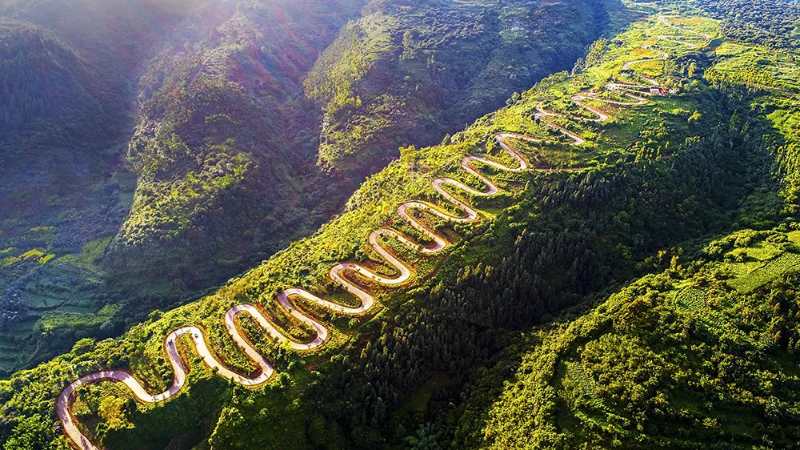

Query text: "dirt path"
[56, 17, 708, 450]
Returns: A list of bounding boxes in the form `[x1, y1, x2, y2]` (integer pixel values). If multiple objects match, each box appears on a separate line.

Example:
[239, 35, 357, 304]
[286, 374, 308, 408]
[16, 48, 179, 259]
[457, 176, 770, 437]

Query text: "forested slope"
[108, 0, 622, 291]
[445, 3, 800, 448]
[660, 0, 800, 49]
[306, 0, 614, 174]
[3, 10, 797, 449]
[0, 0, 618, 375]
[454, 227, 800, 449]
[0, 0, 220, 375]
[0, 0, 214, 215]
[103, 0, 366, 302]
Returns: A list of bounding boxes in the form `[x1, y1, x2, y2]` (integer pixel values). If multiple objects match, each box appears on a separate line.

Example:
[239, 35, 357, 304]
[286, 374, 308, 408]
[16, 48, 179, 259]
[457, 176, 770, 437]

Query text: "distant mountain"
[0, 0, 617, 374]
[307, 0, 612, 174]
[103, 0, 366, 292]
[0, 0, 214, 203]
[0, 0, 365, 374]
[108, 0, 614, 303]
[5, 5, 800, 448]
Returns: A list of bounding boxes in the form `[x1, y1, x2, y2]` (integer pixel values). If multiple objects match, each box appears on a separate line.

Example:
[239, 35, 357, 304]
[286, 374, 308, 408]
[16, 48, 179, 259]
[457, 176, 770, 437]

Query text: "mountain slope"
[3, 10, 796, 449]
[306, 0, 614, 174]
[0, 0, 619, 376]
[103, 0, 366, 291]
[453, 227, 800, 449]
[108, 0, 621, 285]
[439, 6, 800, 448]
[0, 0, 219, 375]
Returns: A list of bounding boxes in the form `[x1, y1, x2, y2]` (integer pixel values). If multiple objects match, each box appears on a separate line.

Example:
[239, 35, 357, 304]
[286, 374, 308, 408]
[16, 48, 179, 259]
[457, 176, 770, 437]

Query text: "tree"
[2, 415, 51, 450]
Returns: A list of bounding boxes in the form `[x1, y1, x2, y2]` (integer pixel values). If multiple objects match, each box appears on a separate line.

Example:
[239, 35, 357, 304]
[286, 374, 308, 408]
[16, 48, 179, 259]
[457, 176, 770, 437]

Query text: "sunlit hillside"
[0, 0, 614, 376]
[1, 0, 799, 449]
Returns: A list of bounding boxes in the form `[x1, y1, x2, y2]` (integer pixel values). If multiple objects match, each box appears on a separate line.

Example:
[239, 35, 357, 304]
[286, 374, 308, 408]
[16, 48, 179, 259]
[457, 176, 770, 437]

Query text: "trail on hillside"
[56, 16, 710, 450]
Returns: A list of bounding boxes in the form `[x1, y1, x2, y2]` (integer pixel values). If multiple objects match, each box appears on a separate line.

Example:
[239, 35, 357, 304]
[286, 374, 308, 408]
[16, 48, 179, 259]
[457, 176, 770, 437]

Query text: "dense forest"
[237, 82, 785, 449]
[0, 0, 219, 376]
[306, 0, 613, 173]
[453, 227, 800, 449]
[652, 0, 800, 48]
[693, 0, 800, 49]
[0, 0, 616, 376]
[1, 1, 800, 449]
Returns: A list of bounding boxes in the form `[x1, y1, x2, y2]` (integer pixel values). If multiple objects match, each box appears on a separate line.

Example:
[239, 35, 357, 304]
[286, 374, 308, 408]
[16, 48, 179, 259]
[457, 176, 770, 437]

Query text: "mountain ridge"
[0, 0, 618, 376]
[6, 8, 795, 448]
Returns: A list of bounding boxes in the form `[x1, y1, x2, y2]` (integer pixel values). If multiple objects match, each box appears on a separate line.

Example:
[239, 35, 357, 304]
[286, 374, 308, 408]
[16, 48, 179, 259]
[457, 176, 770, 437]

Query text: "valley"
[1, 0, 800, 449]
[0, 0, 614, 376]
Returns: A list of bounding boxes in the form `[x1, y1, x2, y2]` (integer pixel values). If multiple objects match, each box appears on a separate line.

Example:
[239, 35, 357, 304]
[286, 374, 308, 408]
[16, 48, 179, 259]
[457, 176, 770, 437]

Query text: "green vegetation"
[452, 227, 800, 449]
[109, 0, 366, 283]
[434, 5, 800, 448]
[685, 0, 800, 49]
[0, 0, 218, 374]
[0, 237, 116, 375]
[3, 9, 797, 449]
[0, 249, 54, 268]
[0, 0, 621, 376]
[307, 0, 617, 172]
[2, 2, 800, 449]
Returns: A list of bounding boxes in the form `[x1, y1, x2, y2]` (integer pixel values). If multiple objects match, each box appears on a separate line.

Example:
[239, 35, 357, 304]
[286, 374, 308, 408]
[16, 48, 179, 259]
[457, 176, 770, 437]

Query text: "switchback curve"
[56, 16, 708, 450]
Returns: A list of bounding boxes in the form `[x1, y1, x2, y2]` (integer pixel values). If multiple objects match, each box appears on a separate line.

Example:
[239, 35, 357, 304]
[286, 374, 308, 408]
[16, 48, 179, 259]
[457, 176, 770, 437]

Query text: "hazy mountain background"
[2, 0, 800, 449]
[0, 0, 615, 374]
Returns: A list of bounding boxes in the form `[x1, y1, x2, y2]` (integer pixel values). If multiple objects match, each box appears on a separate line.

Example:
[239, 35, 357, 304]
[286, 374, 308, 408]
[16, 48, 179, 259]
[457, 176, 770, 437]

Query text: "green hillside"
[107, 0, 621, 290]
[3, 5, 800, 448]
[0, 0, 215, 376]
[0, 0, 619, 376]
[102, 0, 366, 306]
[453, 227, 800, 449]
[306, 0, 614, 173]
[442, 3, 800, 448]
[2, 0, 800, 449]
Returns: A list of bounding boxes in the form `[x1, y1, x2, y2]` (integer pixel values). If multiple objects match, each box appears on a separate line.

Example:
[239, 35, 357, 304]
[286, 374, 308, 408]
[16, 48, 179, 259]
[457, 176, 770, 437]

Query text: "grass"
[0, 236, 115, 374]
[727, 252, 800, 293]
[2, 12, 768, 449]
[0, 248, 55, 267]
[38, 304, 120, 334]
[674, 287, 706, 310]
[710, 42, 800, 93]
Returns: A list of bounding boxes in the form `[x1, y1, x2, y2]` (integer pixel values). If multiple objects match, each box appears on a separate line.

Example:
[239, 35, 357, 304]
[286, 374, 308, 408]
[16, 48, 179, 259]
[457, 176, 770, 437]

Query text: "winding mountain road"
[56, 16, 709, 450]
